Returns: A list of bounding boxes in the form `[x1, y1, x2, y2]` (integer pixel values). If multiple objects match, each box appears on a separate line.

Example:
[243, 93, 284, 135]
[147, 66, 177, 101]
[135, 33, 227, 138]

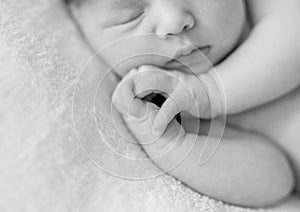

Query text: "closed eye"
[114, 11, 144, 26]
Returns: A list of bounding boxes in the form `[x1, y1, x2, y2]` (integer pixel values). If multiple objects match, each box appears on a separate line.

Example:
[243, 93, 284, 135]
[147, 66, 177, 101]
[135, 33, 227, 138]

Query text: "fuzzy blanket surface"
[1, 0, 299, 211]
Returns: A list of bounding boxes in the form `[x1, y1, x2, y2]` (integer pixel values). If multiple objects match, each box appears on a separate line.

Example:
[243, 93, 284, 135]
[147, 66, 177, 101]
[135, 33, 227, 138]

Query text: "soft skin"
[68, 0, 296, 207]
[69, 0, 247, 77]
[113, 68, 294, 207]
[112, 65, 224, 135]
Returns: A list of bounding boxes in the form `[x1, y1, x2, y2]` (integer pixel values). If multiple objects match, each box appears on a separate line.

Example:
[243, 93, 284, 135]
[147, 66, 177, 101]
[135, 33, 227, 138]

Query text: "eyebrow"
[108, 0, 145, 10]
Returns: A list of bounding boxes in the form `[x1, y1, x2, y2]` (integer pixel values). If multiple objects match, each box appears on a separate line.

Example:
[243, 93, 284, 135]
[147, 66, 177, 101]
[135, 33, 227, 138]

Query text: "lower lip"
[166, 46, 211, 69]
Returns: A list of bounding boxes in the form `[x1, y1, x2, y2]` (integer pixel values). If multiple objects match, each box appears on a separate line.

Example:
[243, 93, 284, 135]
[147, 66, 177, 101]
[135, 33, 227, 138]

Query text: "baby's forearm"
[144, 120, 294, 207]
[208, 0, 300, 114]
[118, 97, 294, 206]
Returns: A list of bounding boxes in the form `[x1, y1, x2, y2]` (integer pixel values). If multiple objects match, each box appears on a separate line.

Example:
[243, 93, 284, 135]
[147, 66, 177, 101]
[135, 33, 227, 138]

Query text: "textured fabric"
[0, 0, 299, 211]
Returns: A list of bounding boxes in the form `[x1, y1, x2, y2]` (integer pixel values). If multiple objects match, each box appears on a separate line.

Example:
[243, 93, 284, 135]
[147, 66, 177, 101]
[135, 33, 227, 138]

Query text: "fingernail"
[128, 110, 139, 118]
[152, 118, 164, 136]
[152, 125, 163, 136]
[129, 110, 147, 121]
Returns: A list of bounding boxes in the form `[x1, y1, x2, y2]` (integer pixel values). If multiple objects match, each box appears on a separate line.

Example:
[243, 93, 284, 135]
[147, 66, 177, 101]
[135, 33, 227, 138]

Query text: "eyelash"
[116, 11, 144, 26]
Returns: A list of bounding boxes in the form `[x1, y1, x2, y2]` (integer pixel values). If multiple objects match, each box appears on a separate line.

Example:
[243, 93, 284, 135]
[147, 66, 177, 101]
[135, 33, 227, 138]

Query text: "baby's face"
[70, 0, 247, 77]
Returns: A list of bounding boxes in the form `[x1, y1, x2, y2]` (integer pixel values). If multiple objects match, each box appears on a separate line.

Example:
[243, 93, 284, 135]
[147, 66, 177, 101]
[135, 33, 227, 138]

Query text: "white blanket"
[0, 0, 299, 211]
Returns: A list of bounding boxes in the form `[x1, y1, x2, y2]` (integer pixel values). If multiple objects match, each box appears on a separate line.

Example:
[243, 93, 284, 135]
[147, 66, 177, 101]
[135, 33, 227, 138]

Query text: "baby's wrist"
[198, 71, 226, 117]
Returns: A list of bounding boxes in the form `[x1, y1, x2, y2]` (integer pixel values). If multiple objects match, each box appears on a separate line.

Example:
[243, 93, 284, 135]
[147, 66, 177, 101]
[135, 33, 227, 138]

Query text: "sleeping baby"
[65, 0, 300, 207]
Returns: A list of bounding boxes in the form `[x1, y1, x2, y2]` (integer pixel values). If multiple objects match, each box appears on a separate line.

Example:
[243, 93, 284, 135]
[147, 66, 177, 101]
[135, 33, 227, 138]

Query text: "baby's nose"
[153, 0, 195, 39]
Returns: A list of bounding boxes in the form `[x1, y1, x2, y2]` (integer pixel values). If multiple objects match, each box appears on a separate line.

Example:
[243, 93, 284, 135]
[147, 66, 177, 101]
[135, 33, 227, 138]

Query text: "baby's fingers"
[134, 65, 177, 98]
[152, 85, 192, 135]
[112, 70, 146, 117]
[120, 80, 147, 117]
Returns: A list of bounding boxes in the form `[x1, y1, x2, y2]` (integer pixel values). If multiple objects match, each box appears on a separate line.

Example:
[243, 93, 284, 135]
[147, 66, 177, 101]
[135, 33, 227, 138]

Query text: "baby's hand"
[123, 101, 185, 151]
[113, 77, 186, 152]
[112, 67, 180, 119]
[113, 65, 224, 135]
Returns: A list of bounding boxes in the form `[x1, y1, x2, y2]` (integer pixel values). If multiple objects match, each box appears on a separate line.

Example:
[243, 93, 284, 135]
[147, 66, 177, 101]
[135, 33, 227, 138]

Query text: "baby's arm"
[146, 118, 294, 207]
[112, 70, 294, 207]
[206, 0, 300, 114]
